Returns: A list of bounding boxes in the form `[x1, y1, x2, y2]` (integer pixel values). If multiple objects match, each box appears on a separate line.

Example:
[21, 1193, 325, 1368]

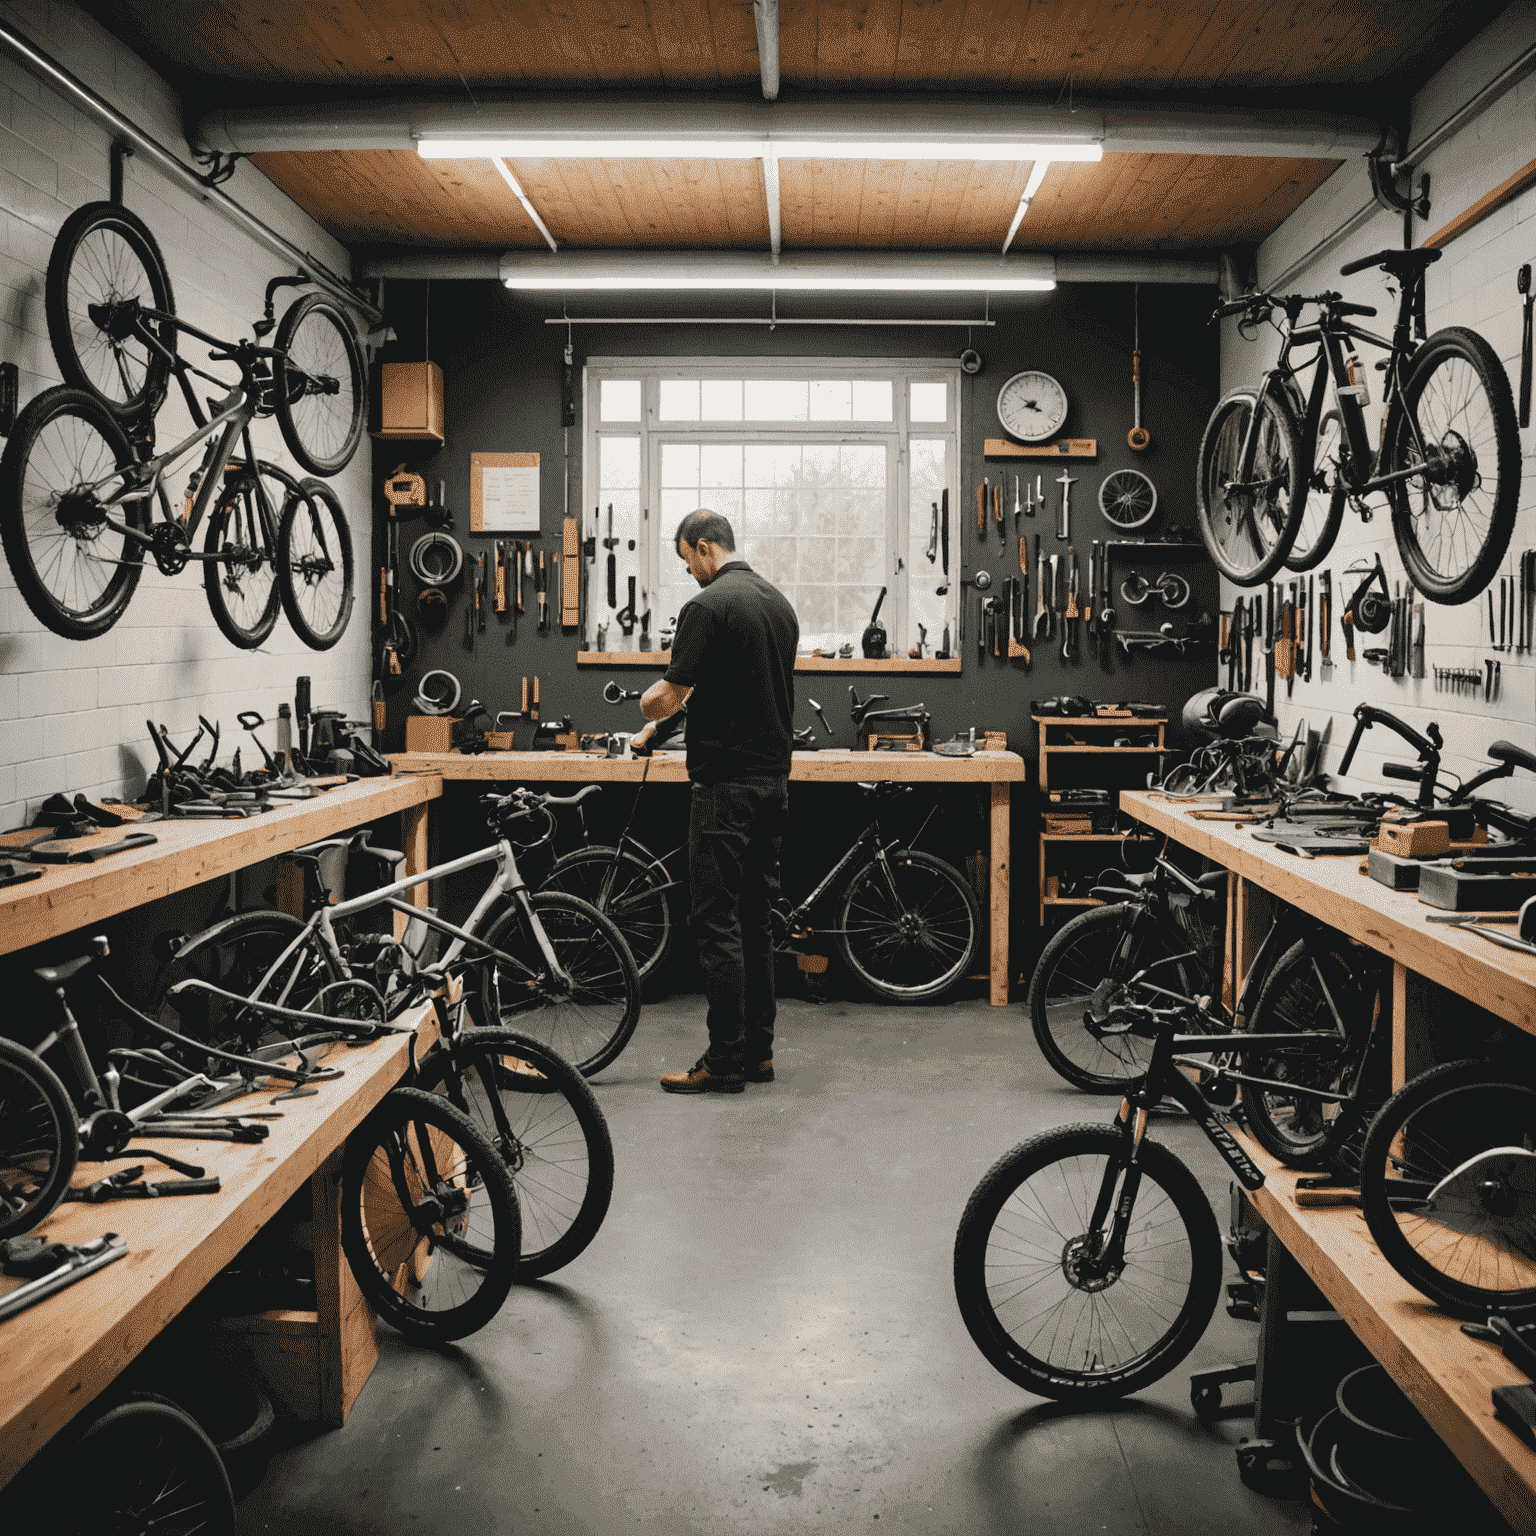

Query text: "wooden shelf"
[1032, 715, 1167, 725]
[1043, 895, 1103, 906]
[1042, 744, 1170, 754]
[576, 651, 960, 673]
[1041, 833, 1131, 842]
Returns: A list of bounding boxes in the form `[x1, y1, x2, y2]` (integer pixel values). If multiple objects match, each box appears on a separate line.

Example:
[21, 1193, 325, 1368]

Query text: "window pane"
[910, 381, 948, 422]
[840, 444, 885, 488]
[600, 436, 640, 489]
[852, 380, 893, 421]
[660, 442, 699, 486]
[909, 438, 946, 494]
[701, 380, 744, 421]
[600, 380, 640, 422]
[809, 379, 852, 421]
[745, 379, 808, 420]
[699, 443, 742, 489]
[659, 379, 700, 421]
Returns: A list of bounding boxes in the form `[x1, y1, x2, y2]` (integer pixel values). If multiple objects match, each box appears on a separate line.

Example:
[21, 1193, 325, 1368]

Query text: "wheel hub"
[54, 490, 107, 538]
[1061, 1233, 1121, 1292]
[1424, 428, 1478, 509]
[151, 521, 191, 576]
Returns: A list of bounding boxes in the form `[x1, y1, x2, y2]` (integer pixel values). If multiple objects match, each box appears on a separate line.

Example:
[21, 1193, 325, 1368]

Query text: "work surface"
[1120, 789, 1536, 1038]
[0, 1016, 430, 1488]
[0, 776, 443, 959]
[389, 748, 1026, 782]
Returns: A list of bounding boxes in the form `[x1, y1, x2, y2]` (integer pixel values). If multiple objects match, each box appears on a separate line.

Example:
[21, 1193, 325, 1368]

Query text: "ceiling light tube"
[419, 137, 1102, 163]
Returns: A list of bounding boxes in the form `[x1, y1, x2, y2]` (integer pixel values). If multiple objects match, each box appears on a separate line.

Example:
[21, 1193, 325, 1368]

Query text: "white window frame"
[583, 357, 961, 653]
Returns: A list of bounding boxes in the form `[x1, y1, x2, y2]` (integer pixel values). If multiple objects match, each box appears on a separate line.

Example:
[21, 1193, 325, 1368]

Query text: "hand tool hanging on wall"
[1012, 475, 1022, 530]
[1519, 264, 1533, 429]
[994, 481, 1004, 547]
[1127, 284, 1151, 451]
[1412, 597, 1425, 679]
[604, 504, 618, 609]
[1303, 577, 1314, 683]
[531, 677, 540, 721]
[618, 576, 637, 639]
[988, 594, 1002, 657]
[927, 501, 938, 564]
[495, 540, 507, 612]
[1047, 553, 1060, 641]
[1244, 594, 1257, 692]
[537, 549, 549, 633]
[940, 489, 949, 575]
[1062, 548, 1079, 662]
[1098, 542, 1112, 666]
[639, 592, 652, 651]
[1086, 543, 1099, 655]
[1024, 475, 1035, 518]
[1318, 572, 1332, 678]
[520, 676, 529, 718]
[976, 480, 987, 540]
[862, 586, 889, 658]
[1263, 585, 1276, 715]
[977, 590, 986, 660]
[1034, 536, 1049, 640]
[479, 552, 488, 634]
[1055, 469, 1076, 542]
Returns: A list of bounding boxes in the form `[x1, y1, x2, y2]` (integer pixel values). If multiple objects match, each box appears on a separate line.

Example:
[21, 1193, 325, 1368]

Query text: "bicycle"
[0, 200, 363, 647]
[147, 789, 642, 1078]
[1197, 246, 1520, 602]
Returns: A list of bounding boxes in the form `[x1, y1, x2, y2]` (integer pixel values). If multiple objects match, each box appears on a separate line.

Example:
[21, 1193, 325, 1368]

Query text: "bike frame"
[779, 816, 913, 937]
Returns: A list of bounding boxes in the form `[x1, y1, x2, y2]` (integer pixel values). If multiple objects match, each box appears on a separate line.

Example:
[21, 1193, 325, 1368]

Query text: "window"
[583, 360, 960, 658]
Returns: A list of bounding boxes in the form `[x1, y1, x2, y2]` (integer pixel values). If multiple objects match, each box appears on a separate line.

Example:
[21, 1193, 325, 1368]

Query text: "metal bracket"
[110, 139, 132, 204]
[1366, 127, 1430, 219]
[190, 146, 243, 188]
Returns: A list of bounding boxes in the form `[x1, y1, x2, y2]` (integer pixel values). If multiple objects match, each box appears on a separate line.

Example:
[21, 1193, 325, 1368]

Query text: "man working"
[633, 510, 799, 1095]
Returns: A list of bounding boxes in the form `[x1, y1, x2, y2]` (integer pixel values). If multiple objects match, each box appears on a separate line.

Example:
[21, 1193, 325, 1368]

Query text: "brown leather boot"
[660, 1058, 745, 1094]
[745, 1059, 774, 1083]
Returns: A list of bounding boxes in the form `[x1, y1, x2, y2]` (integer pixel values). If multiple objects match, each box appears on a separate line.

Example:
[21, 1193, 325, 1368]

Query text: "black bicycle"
[0, 201, 362, 646]
[1198, 246, 1519, 601]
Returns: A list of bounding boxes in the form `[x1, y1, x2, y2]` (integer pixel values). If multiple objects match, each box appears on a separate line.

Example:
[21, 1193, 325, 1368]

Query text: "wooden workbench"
[0, 775, 443, 958]
[390, 748, 1026, 1005]
[1119, 789, 1536, 1530]
[0, 1005, 438, 1490]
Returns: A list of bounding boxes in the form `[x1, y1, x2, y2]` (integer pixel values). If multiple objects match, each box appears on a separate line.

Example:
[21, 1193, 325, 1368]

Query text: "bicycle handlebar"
[1490, 740, 1536, 776]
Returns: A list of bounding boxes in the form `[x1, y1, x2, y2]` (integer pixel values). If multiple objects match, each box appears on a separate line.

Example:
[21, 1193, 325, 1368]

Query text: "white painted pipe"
[753, 0, 780, 102]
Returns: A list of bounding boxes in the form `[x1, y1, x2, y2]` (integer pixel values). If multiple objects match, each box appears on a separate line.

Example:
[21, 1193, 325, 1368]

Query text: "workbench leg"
[395, 799, 431, 941]
[990, 782, 1010, 1006]
[312, 1147, 378, 1427]
[1224, 877, 1261, 1014]
[1391, 961, 1409, 1092]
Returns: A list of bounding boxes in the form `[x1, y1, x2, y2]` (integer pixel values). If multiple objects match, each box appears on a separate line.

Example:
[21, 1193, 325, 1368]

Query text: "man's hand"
[640, 678, 691, 722]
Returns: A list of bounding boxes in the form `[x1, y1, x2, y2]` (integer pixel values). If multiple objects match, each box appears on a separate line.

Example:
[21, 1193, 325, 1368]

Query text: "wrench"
[1055, 469, 1077, 542]
[1033, 536, 1049, 639]
[1048, 554, 1060, 640]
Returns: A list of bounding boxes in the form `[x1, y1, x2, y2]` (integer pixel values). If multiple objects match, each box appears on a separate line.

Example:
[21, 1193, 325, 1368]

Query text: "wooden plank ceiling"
[84, 0, 1501, 253]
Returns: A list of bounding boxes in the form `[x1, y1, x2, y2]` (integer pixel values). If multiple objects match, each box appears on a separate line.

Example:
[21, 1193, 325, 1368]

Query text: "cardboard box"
[375, 361, 444, 442]
[405, 715, 458, 753]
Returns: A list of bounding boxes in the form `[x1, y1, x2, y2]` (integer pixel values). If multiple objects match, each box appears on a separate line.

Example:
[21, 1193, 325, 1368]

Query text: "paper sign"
[471, 452, 540, 532]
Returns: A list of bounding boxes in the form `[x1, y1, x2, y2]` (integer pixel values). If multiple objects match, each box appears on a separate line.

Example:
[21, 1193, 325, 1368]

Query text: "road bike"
[1197, 246, 1519, 602]
[147, 790, 642, 1078]
[0, 200, 363, 646]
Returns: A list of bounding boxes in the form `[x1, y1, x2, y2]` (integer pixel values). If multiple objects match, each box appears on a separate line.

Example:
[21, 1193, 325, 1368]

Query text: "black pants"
[688, 775, 788, 1074]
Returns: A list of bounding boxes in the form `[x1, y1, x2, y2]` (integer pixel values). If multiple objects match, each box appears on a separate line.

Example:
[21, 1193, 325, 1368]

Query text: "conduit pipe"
[753, 0, 780, 102]
[0, 17, 379, 325]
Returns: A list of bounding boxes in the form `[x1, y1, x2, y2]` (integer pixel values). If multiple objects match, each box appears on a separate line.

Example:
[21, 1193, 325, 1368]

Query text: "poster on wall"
[471, 452, 540, 532]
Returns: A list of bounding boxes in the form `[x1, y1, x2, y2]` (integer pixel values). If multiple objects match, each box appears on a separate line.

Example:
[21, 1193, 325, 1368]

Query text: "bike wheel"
[1195, 386, 1303, 586]
[273, 293, 366, 476]
[417, 1027, 614, 1279]
[1387, 326, 1521, 605]
[953, 1124, 1222, 1403]
[147, 910, 341, 1054]
[277, 477, 355, 650]
[836, 848, 981, 1002]
[16, 1394, 236, 1535]
[46, 201, 176, 420]
[480, 891, 642, 1078]
[541, 845, 675, 982]
[201, 459, 285, 649]
[1285, 408, 1347, 571]
[0, 385, 145, 639]
[1028, 904, 1207, 1094]
[1357, 1059, 1536, 1320]
[1241, 940, 1386, 1169]
[0, 1036, 78, 1237]
[341, 1087, 520, 1343]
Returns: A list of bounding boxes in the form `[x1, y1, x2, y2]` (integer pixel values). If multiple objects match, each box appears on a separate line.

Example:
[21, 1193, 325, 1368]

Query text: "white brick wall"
[0, 1, 370, 829]
[1219, 0, 1536, 811]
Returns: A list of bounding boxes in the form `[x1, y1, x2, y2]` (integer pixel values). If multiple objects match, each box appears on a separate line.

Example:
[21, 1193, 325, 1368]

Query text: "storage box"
[405, 715, 458, 753]
[1418, 863, 1536, 911]
[374, 362, 444, 442]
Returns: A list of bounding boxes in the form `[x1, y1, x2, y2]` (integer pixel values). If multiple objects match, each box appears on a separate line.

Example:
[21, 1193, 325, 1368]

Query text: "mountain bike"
[0, 200, 362, 646]
[1197, 246, 1519, 602]
[147, 790, 642, 1078]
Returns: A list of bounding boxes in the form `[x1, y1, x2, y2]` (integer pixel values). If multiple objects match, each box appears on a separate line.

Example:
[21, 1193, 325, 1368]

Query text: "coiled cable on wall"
[408, 531, 464, 586]
[414, 669, 462, 716]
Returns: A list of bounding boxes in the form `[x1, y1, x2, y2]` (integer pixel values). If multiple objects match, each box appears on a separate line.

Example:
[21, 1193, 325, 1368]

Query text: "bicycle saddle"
[1339, 247, 1441, 278]
[34, 935, 109, 988]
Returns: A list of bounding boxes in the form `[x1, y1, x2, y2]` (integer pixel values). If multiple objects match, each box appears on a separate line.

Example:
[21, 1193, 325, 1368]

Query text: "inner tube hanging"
[408, 531, 464, 586]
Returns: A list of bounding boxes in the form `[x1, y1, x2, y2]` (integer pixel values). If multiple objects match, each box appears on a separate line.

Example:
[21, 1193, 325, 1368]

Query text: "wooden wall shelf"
[576, 652, 960, 674]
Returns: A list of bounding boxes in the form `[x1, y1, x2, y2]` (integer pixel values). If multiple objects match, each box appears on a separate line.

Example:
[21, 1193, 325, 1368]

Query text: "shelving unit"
[1035, 714, 1167, 922]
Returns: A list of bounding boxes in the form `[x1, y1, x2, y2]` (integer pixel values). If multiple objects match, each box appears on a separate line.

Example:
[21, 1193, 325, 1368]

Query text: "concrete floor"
[238, 993, 1313, 1535]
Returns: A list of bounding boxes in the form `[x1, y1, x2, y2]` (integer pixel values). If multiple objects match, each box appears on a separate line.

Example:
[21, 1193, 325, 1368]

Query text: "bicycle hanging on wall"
[1196, 246, 1519, 603]
[0, 201, 364, 647]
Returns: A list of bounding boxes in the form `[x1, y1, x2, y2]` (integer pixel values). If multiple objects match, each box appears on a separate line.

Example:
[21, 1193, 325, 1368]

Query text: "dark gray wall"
[370, 282, 1220, 961]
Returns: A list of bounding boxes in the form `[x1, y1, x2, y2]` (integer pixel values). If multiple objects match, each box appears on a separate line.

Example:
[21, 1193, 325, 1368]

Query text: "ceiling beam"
[753, 0, 779, 103]
[195, 94, 1380, 161]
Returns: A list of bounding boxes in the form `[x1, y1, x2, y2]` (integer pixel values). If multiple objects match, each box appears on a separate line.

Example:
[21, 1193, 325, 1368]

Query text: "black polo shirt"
[663, 561, 799, 784]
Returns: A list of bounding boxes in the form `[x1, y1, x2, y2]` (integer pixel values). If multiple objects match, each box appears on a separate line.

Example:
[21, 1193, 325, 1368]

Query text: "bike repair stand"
[1189, 1190, 1364, 1493]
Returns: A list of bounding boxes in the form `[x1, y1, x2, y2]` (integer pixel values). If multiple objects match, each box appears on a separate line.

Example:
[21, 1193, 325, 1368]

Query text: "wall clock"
[996, 370, 1068, 442]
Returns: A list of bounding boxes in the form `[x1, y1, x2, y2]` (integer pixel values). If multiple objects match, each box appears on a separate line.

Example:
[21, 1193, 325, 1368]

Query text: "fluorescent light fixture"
[419, 137, 1102, 163]
[503, 276, 1054, 290]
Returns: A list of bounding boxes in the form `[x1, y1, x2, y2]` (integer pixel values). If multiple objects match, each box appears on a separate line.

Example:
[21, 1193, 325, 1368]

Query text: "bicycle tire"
[278, 477, 355, 650]
[202, 460, 284, 649]
[953, 1124, 1223, 1403]
[1195, 386, 1304, 586]
[45, 201, 176, 420]
[480, 891, 642, 1077]
[273, 293, 366, 476]
[836, 848, 981, 1002]
[542, 845, 675, 982]
[0, 1035, 79, 1237]
[11, 1393, 237, 1535]
[1284, 408, 1347, 571]
[0, 385, 146, 639]
[341, 1087, 520, 1343]
[1241, 939, 1386, 1169]
[1387, 326, 1521, 605]
[147, 909, 341, 1054]
[417, 1027, 614, 1279]
[1028, 903, 1207, 1094]
[1357, 1059, 1536, 1320]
